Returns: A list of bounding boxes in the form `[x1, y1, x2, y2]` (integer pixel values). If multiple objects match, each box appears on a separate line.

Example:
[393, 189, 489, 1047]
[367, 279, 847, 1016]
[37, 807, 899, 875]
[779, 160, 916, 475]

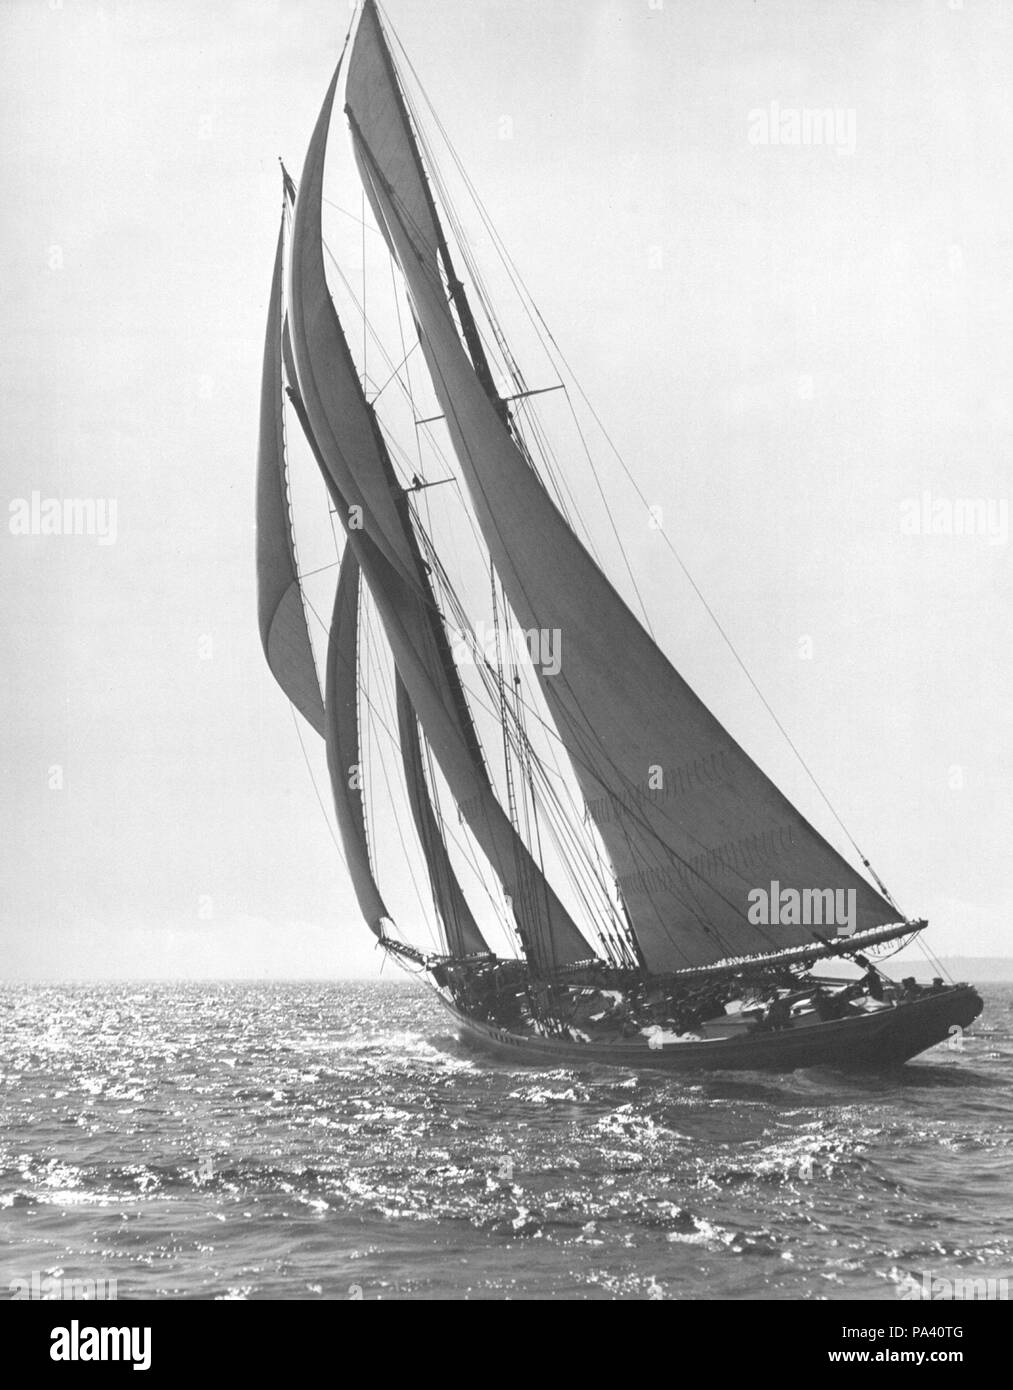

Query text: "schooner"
[257, 2, 981, 1070]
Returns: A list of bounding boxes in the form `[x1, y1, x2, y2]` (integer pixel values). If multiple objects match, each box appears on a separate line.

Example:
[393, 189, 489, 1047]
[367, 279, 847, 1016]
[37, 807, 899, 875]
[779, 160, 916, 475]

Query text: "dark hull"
[440, 985, 983, 1073]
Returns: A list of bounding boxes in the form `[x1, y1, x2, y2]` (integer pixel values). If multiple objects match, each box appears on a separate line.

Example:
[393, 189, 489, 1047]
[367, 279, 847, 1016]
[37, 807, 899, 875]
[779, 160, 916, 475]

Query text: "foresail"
[325, 546, 389, 936]
[396, 674, 489, 958]
[286, 56, 595, 971]
[256, 210, 325, 737]
[296, 458, 593, 970]
[351, 123, 900, 974]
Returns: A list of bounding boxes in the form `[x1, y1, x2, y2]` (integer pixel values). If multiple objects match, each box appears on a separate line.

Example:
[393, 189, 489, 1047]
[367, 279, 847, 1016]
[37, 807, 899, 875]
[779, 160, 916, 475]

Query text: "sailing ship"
[256, 2, 982, 1071]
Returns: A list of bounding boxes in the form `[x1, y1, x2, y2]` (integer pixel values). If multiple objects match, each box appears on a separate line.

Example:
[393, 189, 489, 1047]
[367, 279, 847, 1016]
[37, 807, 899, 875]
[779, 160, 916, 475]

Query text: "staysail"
[286, 52, 594, 971]
[325, 545, 389, 936]
[396, 674, 489, 958]
[256, 207, 325, 736]
[346, 12, 900, 972]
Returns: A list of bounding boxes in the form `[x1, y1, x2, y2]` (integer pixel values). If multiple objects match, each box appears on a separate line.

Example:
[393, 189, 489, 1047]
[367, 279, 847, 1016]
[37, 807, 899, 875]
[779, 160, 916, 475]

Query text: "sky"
[1, 0, 1010, 981]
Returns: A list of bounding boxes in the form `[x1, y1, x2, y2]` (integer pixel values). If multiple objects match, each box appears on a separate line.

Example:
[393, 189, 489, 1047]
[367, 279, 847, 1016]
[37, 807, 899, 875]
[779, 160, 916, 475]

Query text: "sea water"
[1, 980, 1010, 1300]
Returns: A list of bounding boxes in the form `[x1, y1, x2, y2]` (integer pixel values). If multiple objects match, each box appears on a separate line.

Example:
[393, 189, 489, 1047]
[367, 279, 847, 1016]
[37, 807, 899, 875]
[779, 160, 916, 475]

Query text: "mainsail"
[256, 208, 325, 737]
[345, 6, 901, 972]
[285, 47, 594, 971]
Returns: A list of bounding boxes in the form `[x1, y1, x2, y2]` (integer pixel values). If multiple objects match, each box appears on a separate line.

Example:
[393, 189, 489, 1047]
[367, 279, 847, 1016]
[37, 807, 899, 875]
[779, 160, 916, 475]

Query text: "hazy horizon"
[4, 954, 1013, 985]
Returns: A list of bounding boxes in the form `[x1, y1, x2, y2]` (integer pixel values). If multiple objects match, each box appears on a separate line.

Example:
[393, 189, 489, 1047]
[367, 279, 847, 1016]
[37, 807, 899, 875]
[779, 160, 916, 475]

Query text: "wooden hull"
[439, 985, 983, 1073]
